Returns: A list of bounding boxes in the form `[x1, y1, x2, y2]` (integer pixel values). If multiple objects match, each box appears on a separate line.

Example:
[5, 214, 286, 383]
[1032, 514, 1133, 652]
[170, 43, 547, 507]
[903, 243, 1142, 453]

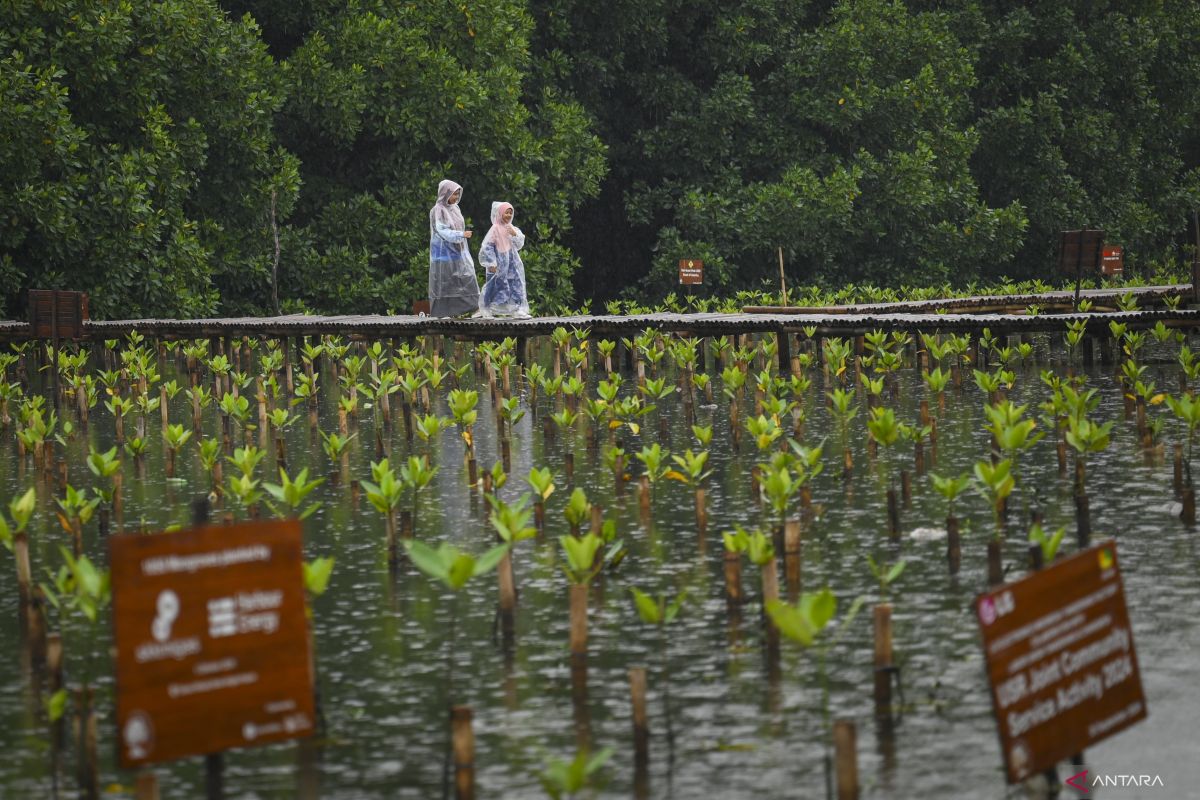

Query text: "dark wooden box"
[28, 290, 89, 340]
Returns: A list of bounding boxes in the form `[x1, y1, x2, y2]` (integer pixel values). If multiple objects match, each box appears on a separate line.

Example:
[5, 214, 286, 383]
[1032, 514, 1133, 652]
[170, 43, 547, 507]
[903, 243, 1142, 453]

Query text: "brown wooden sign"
[413, 299, 431, 316]
[1058, 229, 1105, 276]
[1101, 246, 1125, 276]
[678, 259, 704, 285]
[110, 519, 314, 768]
[976, 540, 1146, 784]
[28, 289, 88, 340]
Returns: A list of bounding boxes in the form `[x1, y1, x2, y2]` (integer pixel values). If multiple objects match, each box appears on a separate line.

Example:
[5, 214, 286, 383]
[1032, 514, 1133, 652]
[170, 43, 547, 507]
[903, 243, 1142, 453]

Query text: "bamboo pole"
[451, 706, 475, 800]
[630, 667, 649, 768]
[834, 719, 859, 800]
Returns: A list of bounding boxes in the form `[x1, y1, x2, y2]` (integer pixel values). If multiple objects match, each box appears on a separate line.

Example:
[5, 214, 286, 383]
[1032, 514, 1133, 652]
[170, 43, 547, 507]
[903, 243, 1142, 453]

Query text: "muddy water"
[0, 338, 1197, 798]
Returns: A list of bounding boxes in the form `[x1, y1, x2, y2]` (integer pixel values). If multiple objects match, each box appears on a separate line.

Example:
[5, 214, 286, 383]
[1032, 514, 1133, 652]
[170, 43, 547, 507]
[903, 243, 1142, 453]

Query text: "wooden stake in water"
[833, 719, 859, 800]
[569, 584, 589, 657]
[451, 705, 475, 800]
[873, 603, 893, 711]
[630, 667, 649, 768]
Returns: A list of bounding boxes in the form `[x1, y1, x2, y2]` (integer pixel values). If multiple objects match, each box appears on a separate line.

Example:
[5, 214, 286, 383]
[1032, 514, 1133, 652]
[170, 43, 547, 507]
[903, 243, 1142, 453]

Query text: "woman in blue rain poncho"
[477, 201, 530, 319]
[428, 180, 482, 318]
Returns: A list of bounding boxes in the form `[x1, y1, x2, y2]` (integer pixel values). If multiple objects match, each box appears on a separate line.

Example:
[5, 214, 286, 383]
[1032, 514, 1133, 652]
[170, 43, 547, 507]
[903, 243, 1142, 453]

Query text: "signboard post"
[976, 540, 1146, 784]
[678, 259, 704, 286]
[1057, 229, 1105, 310]
[110, 519, 315, 770]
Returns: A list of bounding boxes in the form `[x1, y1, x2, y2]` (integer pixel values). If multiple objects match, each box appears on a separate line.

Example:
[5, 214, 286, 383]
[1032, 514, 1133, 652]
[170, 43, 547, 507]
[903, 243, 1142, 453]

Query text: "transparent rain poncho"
[428, 180, 480, 318]
[478, 201, 529, 317]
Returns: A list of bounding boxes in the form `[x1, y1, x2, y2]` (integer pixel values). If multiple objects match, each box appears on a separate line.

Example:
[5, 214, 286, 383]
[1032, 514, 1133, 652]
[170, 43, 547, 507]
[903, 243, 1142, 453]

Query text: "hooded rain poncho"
[478, 201, 529, 317]
[428, 180, 480, 317]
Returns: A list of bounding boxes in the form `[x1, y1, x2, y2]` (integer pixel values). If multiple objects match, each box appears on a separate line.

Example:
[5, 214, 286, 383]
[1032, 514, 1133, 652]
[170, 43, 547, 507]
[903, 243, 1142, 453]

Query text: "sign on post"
[678, 259, 704, 285]
[976, 541, 1146, 784]
[110, 519, 315, 768]
[1101, 246, 1124, 276]
[28, 289, 88, 340]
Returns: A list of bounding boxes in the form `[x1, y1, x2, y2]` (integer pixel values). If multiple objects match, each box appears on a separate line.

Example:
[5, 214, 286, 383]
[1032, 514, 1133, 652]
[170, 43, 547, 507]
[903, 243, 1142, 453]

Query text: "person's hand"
[505, 225, 516, 236]
[486, 266, 497, 274]
[463, 230, 473, 239]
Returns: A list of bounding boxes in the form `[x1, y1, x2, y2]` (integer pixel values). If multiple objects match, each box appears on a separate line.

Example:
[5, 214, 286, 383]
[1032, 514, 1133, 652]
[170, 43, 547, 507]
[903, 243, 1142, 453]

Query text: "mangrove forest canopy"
[2, 0, 1199, 318]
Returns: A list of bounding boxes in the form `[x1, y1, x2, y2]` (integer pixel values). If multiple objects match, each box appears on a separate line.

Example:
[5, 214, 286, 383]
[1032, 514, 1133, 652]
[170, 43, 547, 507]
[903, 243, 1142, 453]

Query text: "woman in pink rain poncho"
[477, 201, 530, 319]
[428, 180, 482, 318]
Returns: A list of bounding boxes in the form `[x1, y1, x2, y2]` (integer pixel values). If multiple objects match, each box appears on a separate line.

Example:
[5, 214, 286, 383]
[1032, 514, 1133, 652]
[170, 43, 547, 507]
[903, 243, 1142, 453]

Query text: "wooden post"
[569, 583, 588, 656]
[987, 539, 1004, 586]
[946, 515, 961, 575]
[833, 719, 859, 800]
[630, 667, 649, 768]
[873, 603, 893, 710]
[451, 706, 475, 800]
[783, 520, 802, 600]
[723, 550, 743, 606]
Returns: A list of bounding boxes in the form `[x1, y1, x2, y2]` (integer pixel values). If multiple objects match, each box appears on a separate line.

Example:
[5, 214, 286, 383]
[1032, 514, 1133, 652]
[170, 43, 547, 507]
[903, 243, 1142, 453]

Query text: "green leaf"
[630, 587, 661, 624]
[403, 540, 449, 583]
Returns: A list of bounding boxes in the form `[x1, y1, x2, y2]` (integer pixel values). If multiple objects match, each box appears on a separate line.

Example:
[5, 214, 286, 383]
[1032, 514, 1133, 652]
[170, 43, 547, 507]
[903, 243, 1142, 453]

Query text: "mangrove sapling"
[1, 487, 37, 604]
[1027, 524, 1066, 570]
[197, 437, 223, 498]
[1166, 392, 1200, 523]
[449, 389, 480, 484]
[301, 555, 335, 732]
[930, 472, 971, 573]
[721, 366, 747, 447]
[866, 407, 903, 536]
[865, 555, 907, 711]
[560, 533, 605, 657]
[563, 487, 592, 538]
[226, 445, 266, 519]
[726, 526, 781, 647]
[974, 458, 1016, 585]
[983, 401, 1044, 518]
[527, 467, 556, 532]
[629, 586, 688, 778]
[403, 537, 509, 799]
[538, 746, 613, 800]
[361, 459, 405, 565]
[56, 486, 99, 557]
[497, 397, 525, 469]
[40, 548, 111, 800]
[86, 446, 122, 528]
[1065, 414, 1114, 540]
[104, 393, 132, 446]
[765, 588, 866, 800]
[163, 423, 193, 479]
[634, 443, 669, 516]
[399, 455, 438, 538]
[263, 467, 324, 520]
[668, 449, 713, 536]
[486, 493, 539, 629]
[827, 389, 859, 478]
[266, 407, 298, 467]
[185, 383, 212, 435]
[602, 445, 627, 494]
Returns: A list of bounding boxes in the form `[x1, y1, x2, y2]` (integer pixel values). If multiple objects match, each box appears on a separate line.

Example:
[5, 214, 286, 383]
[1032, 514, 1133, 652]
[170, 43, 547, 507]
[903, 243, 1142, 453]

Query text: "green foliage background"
[2, 0, 1198, 318]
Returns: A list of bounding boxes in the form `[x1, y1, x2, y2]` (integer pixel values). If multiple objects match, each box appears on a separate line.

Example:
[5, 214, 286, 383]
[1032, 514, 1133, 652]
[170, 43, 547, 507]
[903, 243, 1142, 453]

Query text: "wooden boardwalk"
[0, 284, 1194, 343]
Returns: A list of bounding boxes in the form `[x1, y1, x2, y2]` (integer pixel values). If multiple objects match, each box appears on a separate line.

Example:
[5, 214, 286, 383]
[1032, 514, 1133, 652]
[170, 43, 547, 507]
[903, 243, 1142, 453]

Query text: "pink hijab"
[486, 202, 515, 253]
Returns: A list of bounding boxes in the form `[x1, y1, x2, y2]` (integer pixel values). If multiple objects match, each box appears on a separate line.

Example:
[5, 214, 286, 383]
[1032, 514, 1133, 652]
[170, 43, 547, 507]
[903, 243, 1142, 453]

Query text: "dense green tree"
[0, 0, 294, 318]
[532, 0, 1027, 299]
[942, 0, 1200, 276]
[227, 0, 606, 313]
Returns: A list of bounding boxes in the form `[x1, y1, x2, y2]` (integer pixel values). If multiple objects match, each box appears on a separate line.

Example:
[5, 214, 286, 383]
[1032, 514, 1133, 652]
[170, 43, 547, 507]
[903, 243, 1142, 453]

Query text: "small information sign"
[110, 519, 314, 768]
[678, 259, 704, 285]
[413, 299, 431, 317]
[1101, 246, 1124, 276]
[976, 540, 1146, 784]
